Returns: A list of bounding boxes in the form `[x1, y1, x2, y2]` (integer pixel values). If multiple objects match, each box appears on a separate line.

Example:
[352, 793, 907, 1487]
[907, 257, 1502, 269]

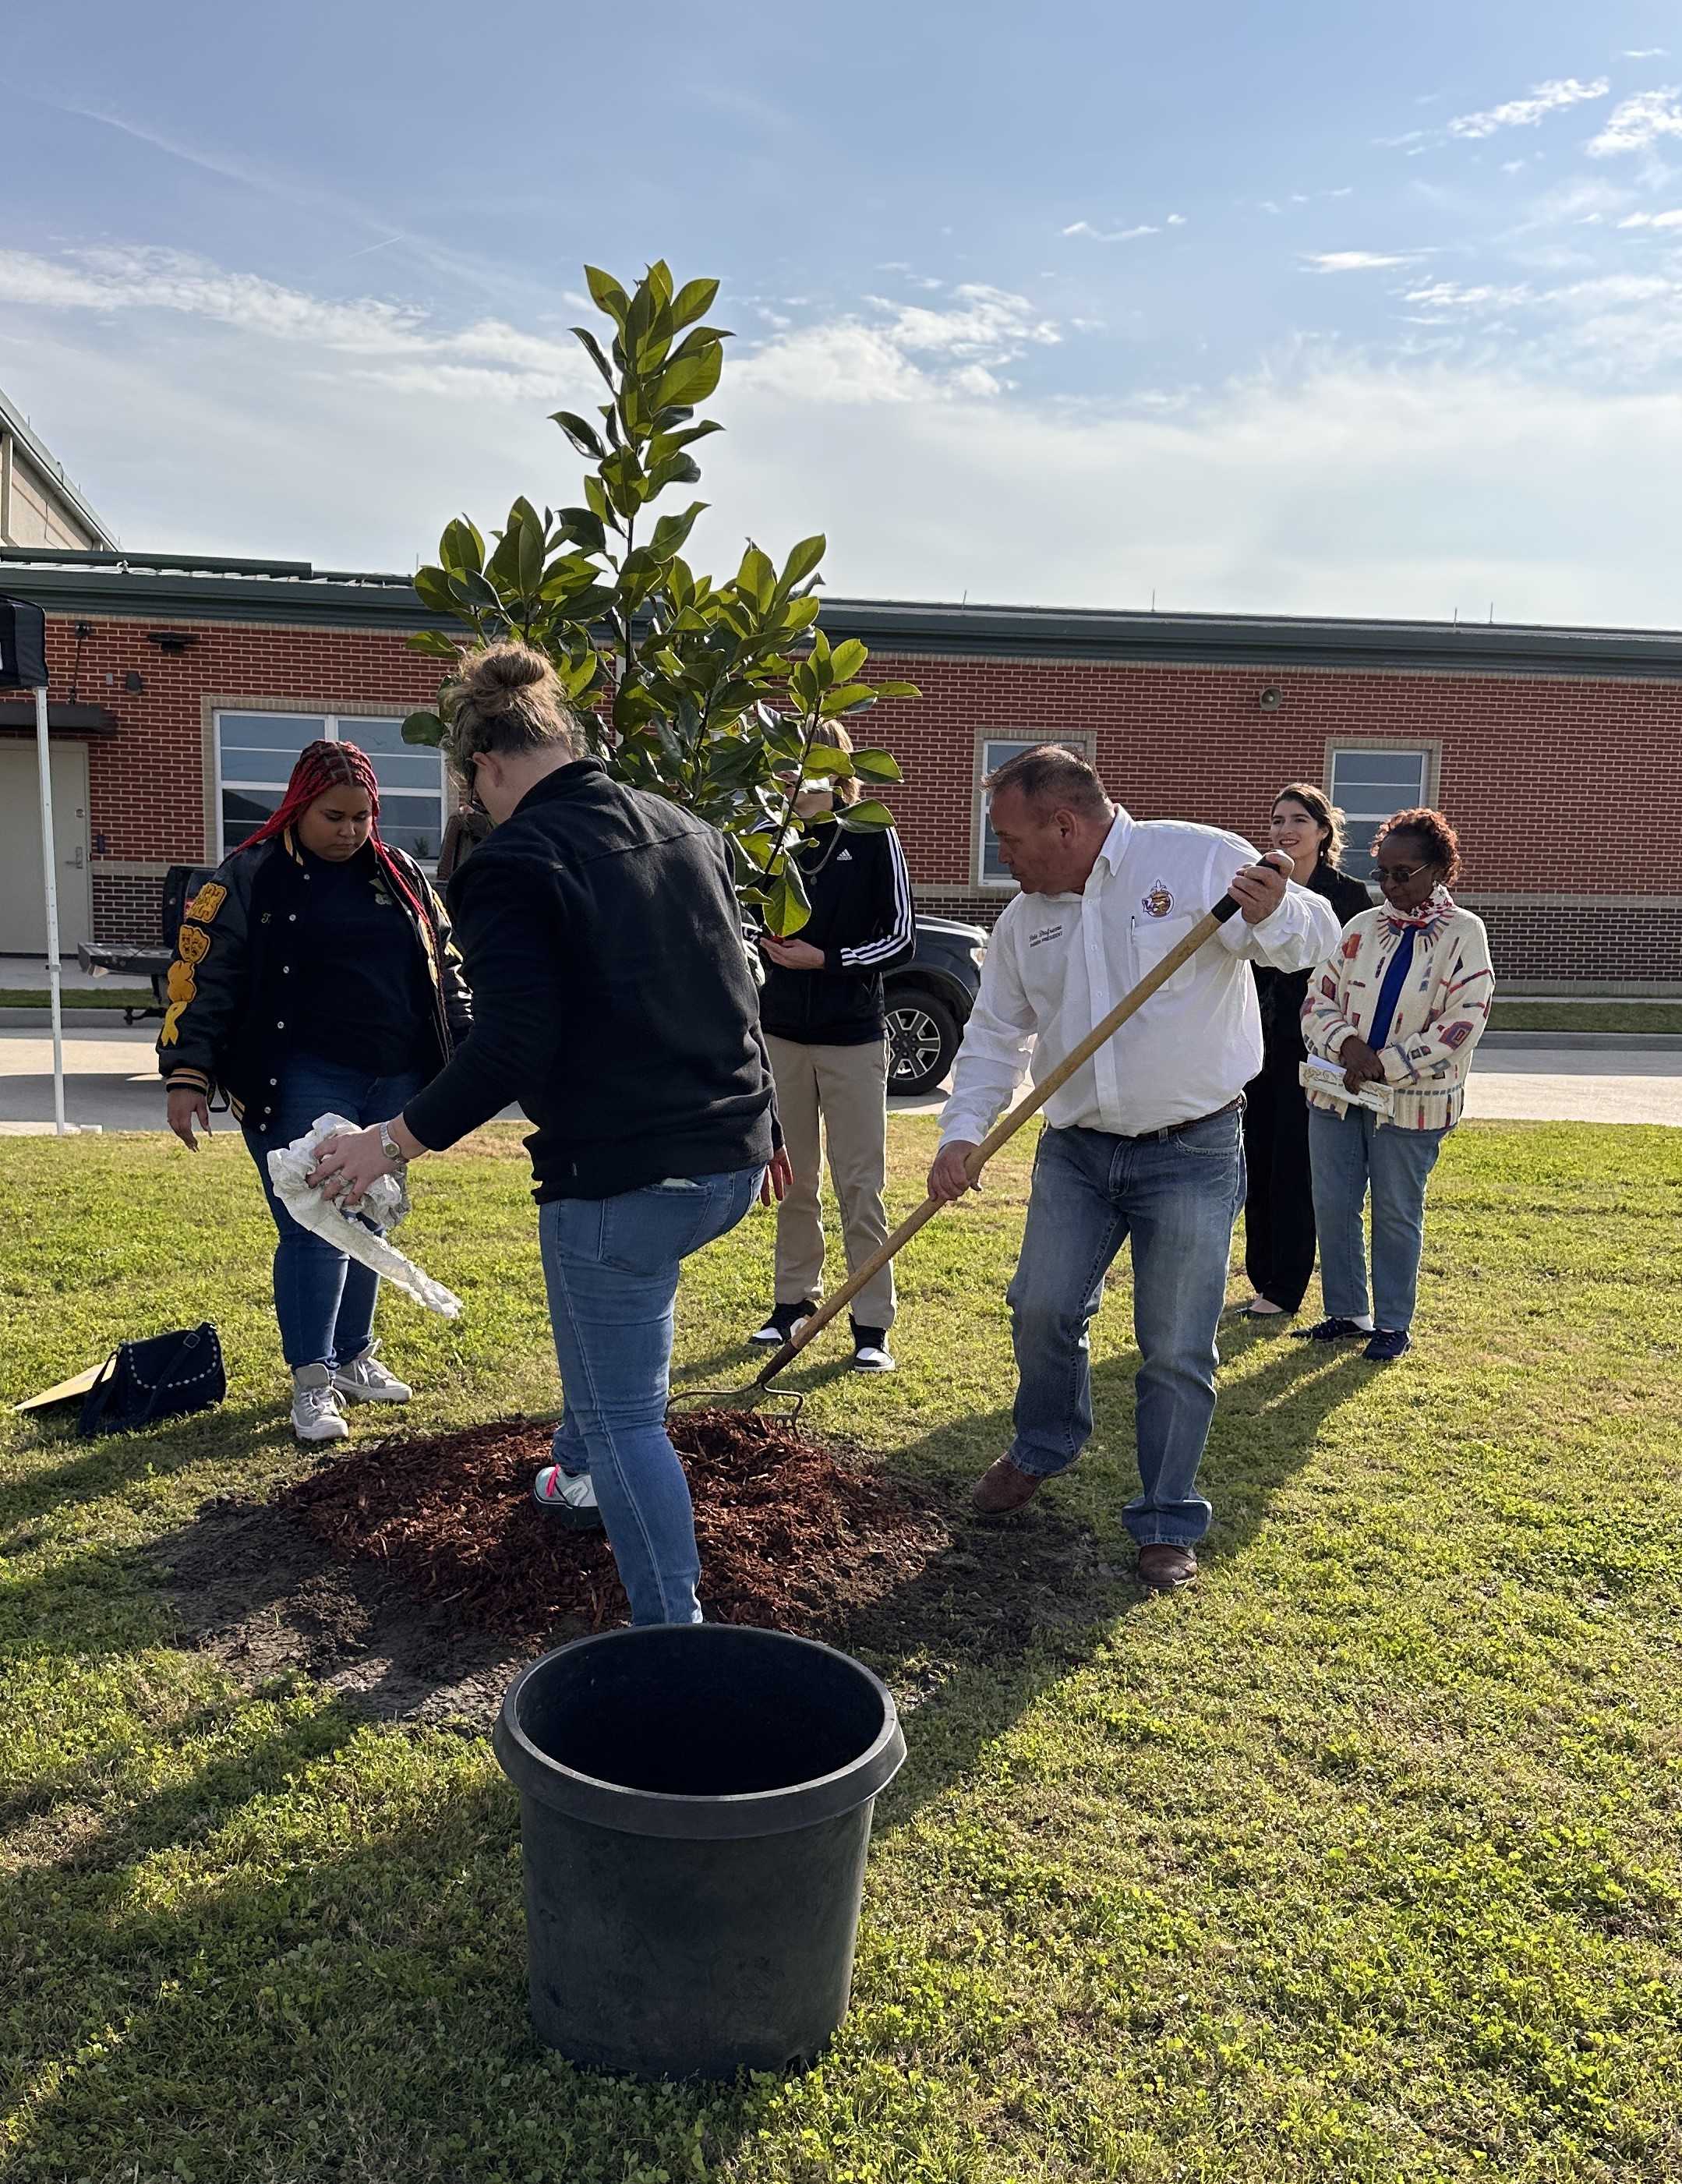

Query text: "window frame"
[1323, 739, 1441, 880]
[211, 705, 449, 869]
[973, 731, 1094, 891]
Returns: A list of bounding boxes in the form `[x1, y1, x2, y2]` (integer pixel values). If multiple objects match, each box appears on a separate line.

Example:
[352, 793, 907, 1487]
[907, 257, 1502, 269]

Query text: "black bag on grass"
[78, 1323, 226, 1437]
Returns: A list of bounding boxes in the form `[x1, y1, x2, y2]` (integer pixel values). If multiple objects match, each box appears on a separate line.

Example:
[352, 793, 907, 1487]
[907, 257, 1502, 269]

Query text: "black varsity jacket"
[156, 832, 472, 1134]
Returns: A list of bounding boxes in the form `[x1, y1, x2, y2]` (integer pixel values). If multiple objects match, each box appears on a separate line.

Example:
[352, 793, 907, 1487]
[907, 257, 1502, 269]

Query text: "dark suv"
[883, 915, 988, 1097]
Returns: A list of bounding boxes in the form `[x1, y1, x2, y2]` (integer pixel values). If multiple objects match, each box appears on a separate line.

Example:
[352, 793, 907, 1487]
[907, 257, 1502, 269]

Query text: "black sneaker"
[748, 1299, 818, 1347]
[1364, 1328, 1412, 1362]
[850, 1322, 896, 1373]
[1292, 1316, 1372, 1342]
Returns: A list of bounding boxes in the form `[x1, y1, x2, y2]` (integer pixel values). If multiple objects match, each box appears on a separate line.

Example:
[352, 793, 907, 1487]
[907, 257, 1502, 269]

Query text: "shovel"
[754, 862, 1278, 1387]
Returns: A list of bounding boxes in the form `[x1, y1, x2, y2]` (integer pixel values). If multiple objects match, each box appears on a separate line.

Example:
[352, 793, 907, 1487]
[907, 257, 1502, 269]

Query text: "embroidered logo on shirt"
[837, 849, 853, 861]
[1140, 884, 1175, 920]
[1028, 923, 1064, 947]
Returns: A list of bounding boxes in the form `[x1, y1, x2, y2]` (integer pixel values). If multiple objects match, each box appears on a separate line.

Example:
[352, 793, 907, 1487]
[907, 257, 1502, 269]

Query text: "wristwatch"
[377, 1120, 406, 1165]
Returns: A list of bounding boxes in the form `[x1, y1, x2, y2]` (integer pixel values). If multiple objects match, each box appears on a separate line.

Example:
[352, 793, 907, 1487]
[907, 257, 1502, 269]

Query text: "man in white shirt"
[928, 747, 1341, 1590]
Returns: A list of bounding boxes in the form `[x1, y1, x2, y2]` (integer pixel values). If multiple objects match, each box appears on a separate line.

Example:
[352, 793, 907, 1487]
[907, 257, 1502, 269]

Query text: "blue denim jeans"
[243, 1051, 426, 1373]
[539, 1167, 764, 1626]
[1308, 1105, 1447, 1333]
[1006, 1113, 1245, 1550]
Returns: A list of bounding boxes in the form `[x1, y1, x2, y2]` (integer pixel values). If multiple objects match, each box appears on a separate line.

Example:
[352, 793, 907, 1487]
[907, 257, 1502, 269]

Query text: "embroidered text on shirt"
[1028, 924, 1064, 947]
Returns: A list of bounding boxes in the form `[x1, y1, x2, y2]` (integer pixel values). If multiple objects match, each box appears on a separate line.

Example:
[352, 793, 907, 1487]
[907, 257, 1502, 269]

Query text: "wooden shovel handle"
[754, 875, 1260, 1385]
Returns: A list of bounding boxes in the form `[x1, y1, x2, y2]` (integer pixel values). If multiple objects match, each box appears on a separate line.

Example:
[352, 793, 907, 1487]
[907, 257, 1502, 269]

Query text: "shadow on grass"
[2, 1752, 765, 2184]
[0, 1395, 293, 1529]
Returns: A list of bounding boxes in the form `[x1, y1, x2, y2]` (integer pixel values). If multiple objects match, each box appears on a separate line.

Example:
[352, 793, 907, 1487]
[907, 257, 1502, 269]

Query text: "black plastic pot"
[493, 1624, 906, 2080]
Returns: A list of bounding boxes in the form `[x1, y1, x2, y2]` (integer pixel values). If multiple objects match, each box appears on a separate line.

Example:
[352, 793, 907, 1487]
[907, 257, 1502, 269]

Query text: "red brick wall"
[854, 649, 1682, 893]
[15, 613, 445, 943]
[15, 613, 1680, 983]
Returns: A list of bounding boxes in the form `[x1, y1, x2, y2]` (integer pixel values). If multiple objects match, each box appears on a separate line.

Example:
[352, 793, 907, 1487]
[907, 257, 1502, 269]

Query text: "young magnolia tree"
[401, 262, 917, 935]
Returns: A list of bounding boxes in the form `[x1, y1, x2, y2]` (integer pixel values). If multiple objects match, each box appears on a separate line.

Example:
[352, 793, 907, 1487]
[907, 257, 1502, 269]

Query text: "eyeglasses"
[1369, 863, 1431, 887]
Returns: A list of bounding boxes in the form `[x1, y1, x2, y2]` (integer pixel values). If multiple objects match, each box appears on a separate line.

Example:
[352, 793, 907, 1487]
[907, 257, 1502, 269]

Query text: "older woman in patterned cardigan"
[1296, 808, 1493, 1362]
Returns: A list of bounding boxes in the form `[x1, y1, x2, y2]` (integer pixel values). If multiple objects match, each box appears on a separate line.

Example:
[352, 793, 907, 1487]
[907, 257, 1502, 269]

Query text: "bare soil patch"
[150, 1410, 1125, 1725]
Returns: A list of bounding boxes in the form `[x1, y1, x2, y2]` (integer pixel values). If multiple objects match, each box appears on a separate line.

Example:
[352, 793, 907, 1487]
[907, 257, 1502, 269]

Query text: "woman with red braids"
[157, 740, 471, 1442]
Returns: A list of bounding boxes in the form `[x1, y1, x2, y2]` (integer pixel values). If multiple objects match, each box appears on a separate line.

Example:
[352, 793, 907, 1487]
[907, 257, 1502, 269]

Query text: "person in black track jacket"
[750, 721, 914, 1373]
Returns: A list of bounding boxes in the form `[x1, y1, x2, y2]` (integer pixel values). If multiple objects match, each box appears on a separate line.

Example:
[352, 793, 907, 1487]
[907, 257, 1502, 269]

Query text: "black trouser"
[1242, 1061, 1318, 1312]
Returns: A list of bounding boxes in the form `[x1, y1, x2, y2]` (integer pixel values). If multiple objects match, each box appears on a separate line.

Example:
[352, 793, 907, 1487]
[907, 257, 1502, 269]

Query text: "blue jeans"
[243, 1051, 426, 1373]
[1308, 1105, 1446, 1334]
[1006, 1114, 1245, 1550]
[539, 1167, 764, 1626]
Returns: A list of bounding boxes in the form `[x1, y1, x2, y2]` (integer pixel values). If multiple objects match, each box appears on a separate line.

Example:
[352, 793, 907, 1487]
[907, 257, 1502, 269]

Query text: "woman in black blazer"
[1239, 783, 1373, 1320]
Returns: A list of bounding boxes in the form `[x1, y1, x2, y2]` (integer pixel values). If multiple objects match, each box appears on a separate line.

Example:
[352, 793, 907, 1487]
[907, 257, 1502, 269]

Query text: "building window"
[977, 734, 1090, 887]
[1327, 747, 1432, 873]
[214, 712, 447, 864]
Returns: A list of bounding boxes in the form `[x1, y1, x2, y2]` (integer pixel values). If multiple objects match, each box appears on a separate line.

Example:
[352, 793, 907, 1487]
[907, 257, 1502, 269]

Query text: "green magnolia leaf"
[761, 859, 812, 937]
[552, 409, 610, 461]
[645, 451, 703, 498]
[439, 518, 485, 576]
[820, 683, 877, 715]
[835, 798, 895, 832]
[560, 654, 602, 700]
[779, 535, 826, 591]
[850, 747, 903, 782]
[447, 569, 500, 612]
[801, 748, 855, 777]
[828, 638, 868, 684]
[670, 277, 720, 330]
[584, 265, 631, 325]
[871, 680, 921, 700]
[412, 565, 457, 615]
[738, 546, 776, 612]
[555, 505, 607, 555]
[571, 326, 617, 389]
[406, 629, 462, 660]
[655, 345, 723, 412]
[401, 710, 447, 747]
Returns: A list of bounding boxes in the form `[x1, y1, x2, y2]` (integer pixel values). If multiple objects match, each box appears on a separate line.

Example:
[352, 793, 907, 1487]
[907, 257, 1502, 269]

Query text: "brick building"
[0, 549, 1677, 991]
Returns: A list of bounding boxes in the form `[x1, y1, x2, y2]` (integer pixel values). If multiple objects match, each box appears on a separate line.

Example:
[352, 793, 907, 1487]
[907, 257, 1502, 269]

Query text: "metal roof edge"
[0, 392, 118, 550]
[815, 596, 1682, 678]
[4, 556, 1682, 677]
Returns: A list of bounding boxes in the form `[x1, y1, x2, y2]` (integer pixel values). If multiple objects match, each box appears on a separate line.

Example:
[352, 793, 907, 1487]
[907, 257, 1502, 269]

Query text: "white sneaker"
[850, 1325, 896, 1373]
[331, 1341, 412, 1404]
[291, 1367, 349, 1444]
[533, 1465, 605, 1532]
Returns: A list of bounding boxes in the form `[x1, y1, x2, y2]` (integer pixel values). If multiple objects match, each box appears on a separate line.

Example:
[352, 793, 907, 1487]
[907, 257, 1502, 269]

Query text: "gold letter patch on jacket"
[186, 881, 227, 924]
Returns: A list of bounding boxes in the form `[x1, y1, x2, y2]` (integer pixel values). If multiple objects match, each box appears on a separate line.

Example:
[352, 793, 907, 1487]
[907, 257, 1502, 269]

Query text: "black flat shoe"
[1292, 1316, 1370, 1342]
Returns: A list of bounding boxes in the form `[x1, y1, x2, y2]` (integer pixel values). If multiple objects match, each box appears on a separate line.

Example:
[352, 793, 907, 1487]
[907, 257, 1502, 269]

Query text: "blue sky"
[6, 0, 1682, 623]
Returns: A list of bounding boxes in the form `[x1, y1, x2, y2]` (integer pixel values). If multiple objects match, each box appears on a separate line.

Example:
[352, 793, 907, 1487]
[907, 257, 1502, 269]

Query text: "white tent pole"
[34, 683, 67, 1136]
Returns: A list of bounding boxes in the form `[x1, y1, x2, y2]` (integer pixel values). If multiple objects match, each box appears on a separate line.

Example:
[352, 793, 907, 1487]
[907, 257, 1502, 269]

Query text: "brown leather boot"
[970, 1456, 1044, 1514]
[1136, 1544, 1199, 1592]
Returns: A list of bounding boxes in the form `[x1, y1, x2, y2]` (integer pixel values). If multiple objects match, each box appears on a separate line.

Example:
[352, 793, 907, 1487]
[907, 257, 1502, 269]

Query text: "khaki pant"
[765, 1034, 896, 1331]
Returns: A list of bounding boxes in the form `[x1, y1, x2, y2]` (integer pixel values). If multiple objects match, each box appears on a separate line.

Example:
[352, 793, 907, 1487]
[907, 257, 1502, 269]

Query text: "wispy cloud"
[0, 246, 583, 400]
[1618, 207, 1682, 228]
[1588, 88, 1682, 155]
[1303, 250, 1419, 272]
[1062, 220, 1158, 242]
[738, 286, 1062, 405]
[1446, 77, 1610, 140]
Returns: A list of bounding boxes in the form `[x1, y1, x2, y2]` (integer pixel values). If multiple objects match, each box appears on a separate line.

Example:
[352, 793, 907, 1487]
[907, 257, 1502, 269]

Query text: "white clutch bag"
[1299, 1055, 1395, 1117]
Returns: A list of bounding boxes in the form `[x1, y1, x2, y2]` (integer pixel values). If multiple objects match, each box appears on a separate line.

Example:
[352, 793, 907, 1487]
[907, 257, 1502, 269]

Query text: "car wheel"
[885, 986, 960, 1097]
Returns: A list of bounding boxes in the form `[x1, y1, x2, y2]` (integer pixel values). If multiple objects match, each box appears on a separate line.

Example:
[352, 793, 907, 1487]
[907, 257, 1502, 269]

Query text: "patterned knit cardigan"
[1300, 890, 1495, 1132]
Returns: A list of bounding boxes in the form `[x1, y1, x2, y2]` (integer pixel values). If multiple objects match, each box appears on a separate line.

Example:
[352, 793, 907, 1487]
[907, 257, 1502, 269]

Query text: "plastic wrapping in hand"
[266, 1112, 464, 1318]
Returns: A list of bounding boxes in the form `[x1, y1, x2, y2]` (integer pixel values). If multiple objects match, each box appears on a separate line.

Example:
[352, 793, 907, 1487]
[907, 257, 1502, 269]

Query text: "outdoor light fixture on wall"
[1257, 686, 1282, 712]
[147, 630, 197, 655]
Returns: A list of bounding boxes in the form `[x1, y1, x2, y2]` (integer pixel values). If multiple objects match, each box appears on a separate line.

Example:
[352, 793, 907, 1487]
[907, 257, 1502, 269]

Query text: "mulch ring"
[277, 1406, 951, 1646]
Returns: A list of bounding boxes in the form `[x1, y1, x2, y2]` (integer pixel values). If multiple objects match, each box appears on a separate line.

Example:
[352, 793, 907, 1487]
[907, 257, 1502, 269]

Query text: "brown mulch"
[277, 1407, 951, 1646]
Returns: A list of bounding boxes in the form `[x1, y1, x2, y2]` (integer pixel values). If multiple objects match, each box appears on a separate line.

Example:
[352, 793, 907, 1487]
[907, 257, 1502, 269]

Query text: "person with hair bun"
[159, 738, 472, 1442]
[306, 642, 790, 1627]
[1297, 806, 1493, 1362]
[1238, 783, 1373, 1320]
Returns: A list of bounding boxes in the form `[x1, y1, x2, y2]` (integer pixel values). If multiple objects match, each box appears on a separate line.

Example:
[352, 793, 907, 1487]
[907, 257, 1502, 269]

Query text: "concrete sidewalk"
[3, 1023, 1680, 1135]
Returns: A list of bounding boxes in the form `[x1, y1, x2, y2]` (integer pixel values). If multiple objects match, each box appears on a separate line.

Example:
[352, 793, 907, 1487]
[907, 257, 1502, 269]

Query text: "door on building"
[0, 740, 94, 958]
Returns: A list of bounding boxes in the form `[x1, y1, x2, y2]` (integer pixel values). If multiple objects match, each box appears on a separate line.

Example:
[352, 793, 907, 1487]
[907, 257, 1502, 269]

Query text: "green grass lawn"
[0, 989, 157, 1012]
[1487, 1002, 1682, 1034]
[2, 1119, 1680, 2182]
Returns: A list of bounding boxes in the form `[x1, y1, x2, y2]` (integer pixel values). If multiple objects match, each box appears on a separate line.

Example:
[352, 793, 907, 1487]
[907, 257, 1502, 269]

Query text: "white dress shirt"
[938, 809, 1343, 1147]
